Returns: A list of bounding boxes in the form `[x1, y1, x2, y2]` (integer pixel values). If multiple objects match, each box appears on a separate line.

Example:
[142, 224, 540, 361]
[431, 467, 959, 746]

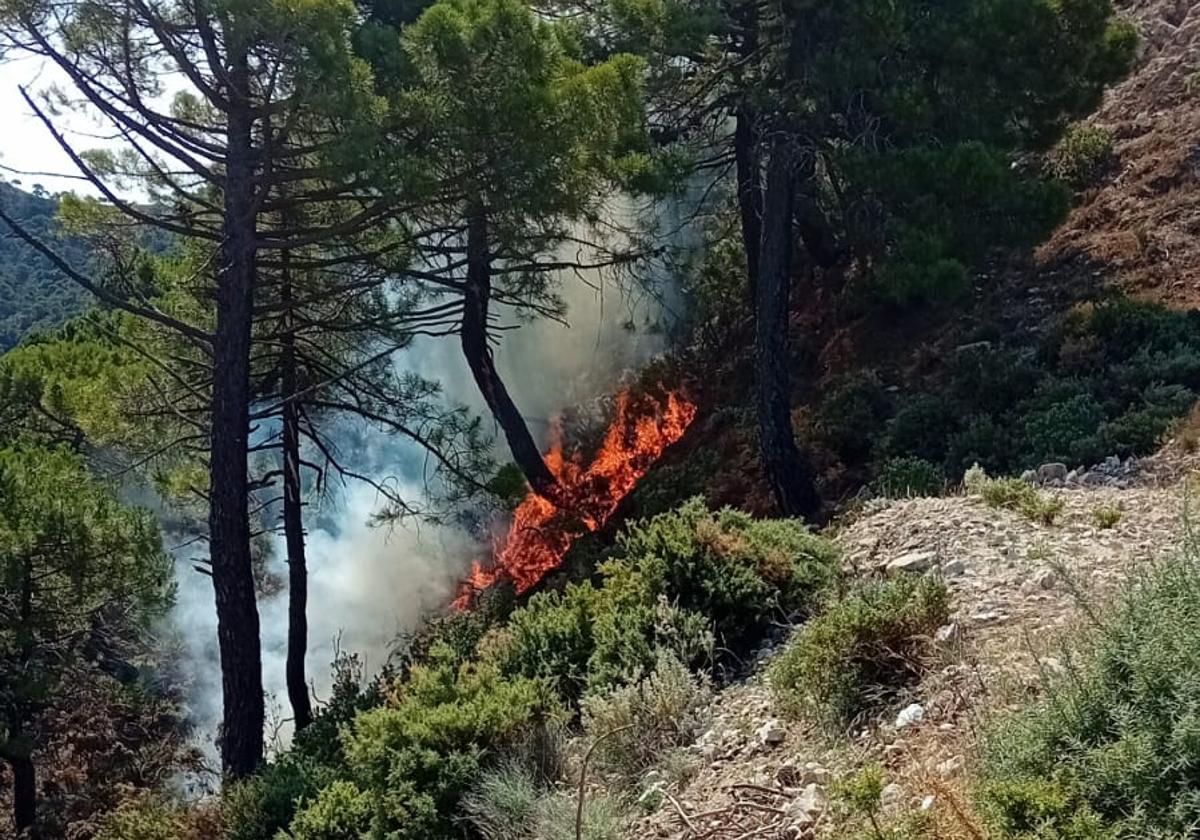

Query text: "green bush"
[814, 374, 893, 463]
[1020, 390, 1105, 466]
[871, 456, 945, 498]
[606, 499, 839, 652]
[1049, 123, 1114, 187]
[964, 466, 1064, 525]
[288, 781, 373, 840]
[769, 575, 950, 723]
[222, 756, 328, 840]
[978, 546, 1200, 837]
[579, 651, 711, 782]
[879, 394, 961, 465]
[290, 650, 555, 840]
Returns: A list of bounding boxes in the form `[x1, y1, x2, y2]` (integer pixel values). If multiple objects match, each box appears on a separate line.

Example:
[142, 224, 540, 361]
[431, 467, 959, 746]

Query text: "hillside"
[0, 183, 88, 351]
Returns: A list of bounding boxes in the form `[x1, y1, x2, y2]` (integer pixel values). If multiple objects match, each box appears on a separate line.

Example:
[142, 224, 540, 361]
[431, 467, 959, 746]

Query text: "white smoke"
[169, 249, 675, 768]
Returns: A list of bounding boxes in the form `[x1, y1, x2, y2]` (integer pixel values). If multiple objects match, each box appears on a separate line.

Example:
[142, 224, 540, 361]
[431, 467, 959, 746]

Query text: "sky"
[0, 56, 114, 195]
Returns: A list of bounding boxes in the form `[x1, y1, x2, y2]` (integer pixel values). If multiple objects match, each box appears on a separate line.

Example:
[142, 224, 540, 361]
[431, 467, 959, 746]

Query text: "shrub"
[222, 756, 327, 840]
[945, 414, 1016, 476]
[287, 781, 373, 840]
[579, 651, 711, 782]
[461, 762, 630, 840]
[871, 456, 945, 498]
[978, 546, 1200, 837]
[1091, 504, 1122, 530]
[814, 374, 893, 463]
[606, 498, 839, 649]
[769, 575, 950, 723]
[291, 650, 555, 840]
[1049, 123, 1114, 187]
[879, 394, 961, 465]
[964, 466, 1064, 525]
[1020, 390, 1105, 466]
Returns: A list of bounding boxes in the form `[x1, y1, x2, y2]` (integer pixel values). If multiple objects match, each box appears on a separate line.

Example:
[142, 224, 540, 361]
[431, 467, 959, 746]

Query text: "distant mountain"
[0, 183, 90, 351]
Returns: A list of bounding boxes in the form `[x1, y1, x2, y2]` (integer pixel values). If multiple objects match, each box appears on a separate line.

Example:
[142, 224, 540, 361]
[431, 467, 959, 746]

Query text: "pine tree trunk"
[461, 205, 560, 500]
[10, 749, 35, 838]
[280, 255, 313, 732]
[755, 142, 820, 519]
[210, 56, 264, 778]
[735, 110, 762, 299]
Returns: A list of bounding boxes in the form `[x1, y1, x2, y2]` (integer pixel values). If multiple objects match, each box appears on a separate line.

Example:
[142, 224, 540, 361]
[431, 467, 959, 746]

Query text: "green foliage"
[871, 457, 945, 499]
[977, 545, 1200, 837]
[607, 498, 839, 648]
[461, 763, 630, 840]
[833, 765, 886, 830]
[221, 756, 332, 840]
[769, 575, 950, 724]
[288, 781, 373, 840]
[815, 374, 893, 463]
[1091, 504, 1122, 530]
[579, 650, 711, 782]
[1049, 123, 1115, 187]
[964, 466, 1064, 525]
[294, 651, 553, 840]
[0, 184, 89, 352]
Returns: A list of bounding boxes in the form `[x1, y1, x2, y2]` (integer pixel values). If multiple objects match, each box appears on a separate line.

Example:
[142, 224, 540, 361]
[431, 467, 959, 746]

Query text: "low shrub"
[461, 762, 630, 840]
[606, 498, 839, 649]
[978, 545, 1200, 837]
[964, 466, 1064, 525]
[1091, 503, 1122, 530]
[871, 456, 945, 498]
[579, 651, 711, 783]
[814, 374, 893, 463]
[1048, 123, 1114, 187]
[289, 649, 556, 840]
[769, 575, 950, 724]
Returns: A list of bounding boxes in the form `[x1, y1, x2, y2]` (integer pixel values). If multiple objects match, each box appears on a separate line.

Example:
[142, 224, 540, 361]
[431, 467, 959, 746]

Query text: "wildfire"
[455, 388, 697, 605]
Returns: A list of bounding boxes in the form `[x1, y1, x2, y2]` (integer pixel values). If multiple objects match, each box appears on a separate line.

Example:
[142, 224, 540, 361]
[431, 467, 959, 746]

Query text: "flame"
[455, 388, 697, 605]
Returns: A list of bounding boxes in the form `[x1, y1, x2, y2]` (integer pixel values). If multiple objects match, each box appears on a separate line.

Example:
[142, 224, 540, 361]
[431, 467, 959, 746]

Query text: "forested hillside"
[0, 183, 87, 350]
[3, 0, 1200, 838]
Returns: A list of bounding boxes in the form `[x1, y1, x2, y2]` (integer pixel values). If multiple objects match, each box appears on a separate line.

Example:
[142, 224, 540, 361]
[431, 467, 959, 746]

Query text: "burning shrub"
[769, 575, 950, 724]
[604, 498, 839, 652]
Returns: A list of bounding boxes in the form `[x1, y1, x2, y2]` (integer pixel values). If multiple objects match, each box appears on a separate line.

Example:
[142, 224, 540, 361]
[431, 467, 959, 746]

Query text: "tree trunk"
[754, 142, 821, 519]
[461, 205, 560, 501]
[280, 255, 313, 732]
[210, 58, 265, 778]
[735, 109, 762, 299]
[10, 749, 35, 838]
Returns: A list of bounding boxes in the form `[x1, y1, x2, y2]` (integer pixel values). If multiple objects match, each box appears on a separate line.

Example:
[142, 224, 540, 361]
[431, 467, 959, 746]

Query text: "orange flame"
[455, 389, 697, 605]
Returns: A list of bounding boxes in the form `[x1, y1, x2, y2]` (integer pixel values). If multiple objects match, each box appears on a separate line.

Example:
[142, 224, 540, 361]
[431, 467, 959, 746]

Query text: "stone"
[1033, 568, 1058, 590]
[941, 558, 967, 577]
[757, 719, 786, 747]
[1037, 462, 1068, 484]
[801, 762, 831, 785]
[880, 782, 904, 809]
[894, 703, 925, 730]
[786, 783, 827, 826]
[935, 623, 961, 644]
[1020, 469, 1038, 484]
[921, 794, 937, 812]
[937, 755, 964, 778]
[887, 550, 937, 575]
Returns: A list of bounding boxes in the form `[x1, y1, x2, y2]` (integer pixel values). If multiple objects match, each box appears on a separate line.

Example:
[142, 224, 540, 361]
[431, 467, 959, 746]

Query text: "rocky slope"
[625, 447, 1196, 839]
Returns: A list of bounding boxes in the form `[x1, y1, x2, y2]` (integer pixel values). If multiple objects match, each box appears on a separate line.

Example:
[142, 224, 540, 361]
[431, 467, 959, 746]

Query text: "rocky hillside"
[1039, 0, 1200, 305]
[623, 445, 1195, 839]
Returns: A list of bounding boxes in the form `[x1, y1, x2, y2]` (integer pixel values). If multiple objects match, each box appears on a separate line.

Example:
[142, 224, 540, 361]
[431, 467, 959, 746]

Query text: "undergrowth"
[769, 575, 950, 724]
[965, 465, 1064, 525]
[978, 536, 1200, 838]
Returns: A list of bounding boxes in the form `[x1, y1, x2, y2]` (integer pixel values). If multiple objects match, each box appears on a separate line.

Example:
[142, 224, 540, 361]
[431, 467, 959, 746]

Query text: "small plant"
[1092, 503, 1122, 529]
[580, 650, 711, 783]
[834, 765, 887, 836]
[1049, 123, 1114, 187]
[769, 575, 950, 724]
[964, 465, 1064, 525]
[461, 762, 630, 840]
[871, 456, 945, 498]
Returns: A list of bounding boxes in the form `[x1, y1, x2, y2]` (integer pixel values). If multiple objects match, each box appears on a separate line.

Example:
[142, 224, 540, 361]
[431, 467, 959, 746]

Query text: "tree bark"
[10, 749, 35, 838]
[7, 550, 37, 837]
[280, 254, 314, 732]
[461, 205, 560, 501]
[210, 54, 265, 778]
[735, 109, 762, 299]
[755, 141, 821, 519]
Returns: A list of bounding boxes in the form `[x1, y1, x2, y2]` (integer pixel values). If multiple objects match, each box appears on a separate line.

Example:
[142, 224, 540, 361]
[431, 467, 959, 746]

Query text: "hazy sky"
[0, 56, 112, 195]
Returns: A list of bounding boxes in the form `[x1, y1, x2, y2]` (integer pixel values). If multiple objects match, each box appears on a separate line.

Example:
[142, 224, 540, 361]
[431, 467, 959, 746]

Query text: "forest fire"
[455, 388, 697, 606]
